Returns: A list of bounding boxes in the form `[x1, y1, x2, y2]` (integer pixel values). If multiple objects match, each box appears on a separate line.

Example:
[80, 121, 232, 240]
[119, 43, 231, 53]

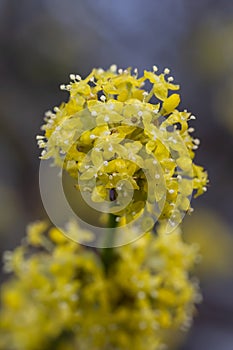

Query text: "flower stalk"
[101, 213, 118, 274]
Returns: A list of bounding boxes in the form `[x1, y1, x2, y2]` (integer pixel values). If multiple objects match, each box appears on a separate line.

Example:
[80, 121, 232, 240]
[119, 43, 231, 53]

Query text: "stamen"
[110, 64, 117, 73]
[100, 95, 106, 102]
[69, 74, 76, 80]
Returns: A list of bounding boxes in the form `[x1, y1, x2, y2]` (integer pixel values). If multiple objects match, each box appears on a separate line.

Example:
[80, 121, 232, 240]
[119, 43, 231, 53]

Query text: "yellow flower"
[0, 221, 200, 350]
[183, 209, 233, 278]
[26, 221, 48, 246]
[38, 65, 208, 231]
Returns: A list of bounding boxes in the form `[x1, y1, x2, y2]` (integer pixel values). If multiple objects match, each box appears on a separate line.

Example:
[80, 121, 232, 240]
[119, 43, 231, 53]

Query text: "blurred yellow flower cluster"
[38, 65, 208, 229]
[183, 209, 233, 279]
[0, 221, 200, 350]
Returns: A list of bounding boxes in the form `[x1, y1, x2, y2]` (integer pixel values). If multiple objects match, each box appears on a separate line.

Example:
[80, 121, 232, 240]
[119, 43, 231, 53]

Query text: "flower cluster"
[38, 65, 208, 231]
[0, 221, 200, 350]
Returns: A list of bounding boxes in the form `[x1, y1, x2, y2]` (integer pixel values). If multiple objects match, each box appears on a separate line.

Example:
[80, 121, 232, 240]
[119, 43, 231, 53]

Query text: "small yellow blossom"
[26, 221, 48, 246]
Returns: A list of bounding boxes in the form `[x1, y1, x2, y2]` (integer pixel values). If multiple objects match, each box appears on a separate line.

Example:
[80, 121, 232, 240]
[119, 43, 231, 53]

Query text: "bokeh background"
[0, 1, 233, 349]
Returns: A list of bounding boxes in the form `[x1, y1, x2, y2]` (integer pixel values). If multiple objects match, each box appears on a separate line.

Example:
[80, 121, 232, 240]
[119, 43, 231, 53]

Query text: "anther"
[164, 68, 170, 74]
[69, 74, 76, 80]
[188, 127, 195, 133]
[100, 95, 106, 102]
[110, 64, 117, 73]
[91, 110, 97, 117]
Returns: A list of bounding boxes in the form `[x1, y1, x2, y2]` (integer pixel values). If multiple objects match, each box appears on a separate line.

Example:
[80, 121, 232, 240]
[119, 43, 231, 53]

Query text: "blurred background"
[0, 0, 233, 349]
